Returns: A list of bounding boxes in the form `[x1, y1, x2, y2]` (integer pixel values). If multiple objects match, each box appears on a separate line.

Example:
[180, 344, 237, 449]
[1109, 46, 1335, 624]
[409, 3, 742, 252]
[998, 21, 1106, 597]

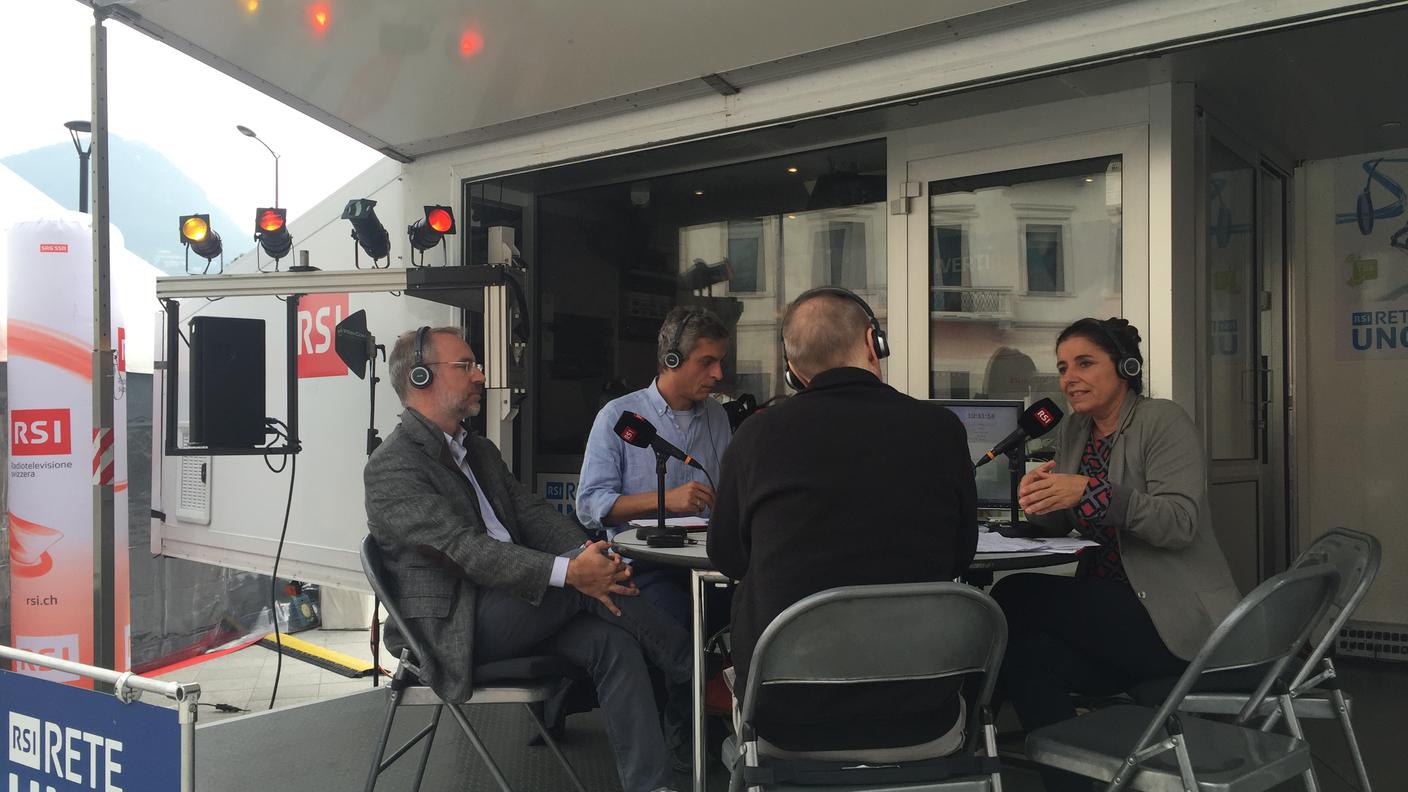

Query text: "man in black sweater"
[708, 287, 977, 751]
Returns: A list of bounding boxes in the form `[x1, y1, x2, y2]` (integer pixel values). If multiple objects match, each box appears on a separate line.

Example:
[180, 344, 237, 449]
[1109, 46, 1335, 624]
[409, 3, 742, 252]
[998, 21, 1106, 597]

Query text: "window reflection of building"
[521, 139, 886, 469]
[929, 156, 1123, 403]
[682, 202, 887, 403]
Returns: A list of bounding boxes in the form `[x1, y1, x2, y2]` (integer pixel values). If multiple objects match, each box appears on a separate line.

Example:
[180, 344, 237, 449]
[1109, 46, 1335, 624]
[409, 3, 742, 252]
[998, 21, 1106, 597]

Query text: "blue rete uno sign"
[3, 669, 180, 792]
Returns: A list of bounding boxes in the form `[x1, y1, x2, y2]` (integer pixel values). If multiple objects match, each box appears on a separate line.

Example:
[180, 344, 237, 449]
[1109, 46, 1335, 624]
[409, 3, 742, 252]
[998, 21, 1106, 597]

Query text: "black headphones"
[1095, 319, 1142, 381]
[783, 286, 889, 390]
[409, 326, 433, 389]
[662, 309, 702, 369]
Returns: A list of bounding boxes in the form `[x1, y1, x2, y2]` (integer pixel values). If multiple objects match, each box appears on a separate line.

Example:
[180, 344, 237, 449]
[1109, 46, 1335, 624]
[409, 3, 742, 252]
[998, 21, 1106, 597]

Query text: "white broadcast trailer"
[132, 0, 1408, 646]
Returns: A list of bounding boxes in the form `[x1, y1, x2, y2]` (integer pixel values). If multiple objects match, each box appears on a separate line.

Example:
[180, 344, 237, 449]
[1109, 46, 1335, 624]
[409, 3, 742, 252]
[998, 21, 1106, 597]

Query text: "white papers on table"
[976, 533, 1098, 554]
[1038, 537, 1101, 553]
[628, 517, 708, 529]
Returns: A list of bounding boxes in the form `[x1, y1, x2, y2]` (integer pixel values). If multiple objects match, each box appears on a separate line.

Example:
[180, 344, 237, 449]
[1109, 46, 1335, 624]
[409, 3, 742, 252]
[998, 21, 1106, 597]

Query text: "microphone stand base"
[637, 526, 688, 547]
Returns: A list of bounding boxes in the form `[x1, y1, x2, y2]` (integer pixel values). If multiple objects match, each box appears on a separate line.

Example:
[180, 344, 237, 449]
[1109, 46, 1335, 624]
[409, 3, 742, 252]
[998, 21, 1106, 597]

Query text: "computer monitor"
[931, 399, 1025, 510]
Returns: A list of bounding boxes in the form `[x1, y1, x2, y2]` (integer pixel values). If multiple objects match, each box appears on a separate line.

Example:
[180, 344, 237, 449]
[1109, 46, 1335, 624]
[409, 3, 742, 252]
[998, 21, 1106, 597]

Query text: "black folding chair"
[359, 535, 587, 792]
[724, 581, 1008, 791]
[1027, 563, 1341, 792]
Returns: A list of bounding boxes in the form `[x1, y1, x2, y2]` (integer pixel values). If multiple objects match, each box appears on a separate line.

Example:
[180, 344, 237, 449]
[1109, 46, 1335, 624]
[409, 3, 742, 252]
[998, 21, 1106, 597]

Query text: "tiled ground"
[148, 628, 383, 721]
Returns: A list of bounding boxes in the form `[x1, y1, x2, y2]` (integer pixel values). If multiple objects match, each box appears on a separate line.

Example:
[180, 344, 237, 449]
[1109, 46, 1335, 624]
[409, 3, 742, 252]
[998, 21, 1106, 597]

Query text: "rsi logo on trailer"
[11, 634, 81, 683]
[11, 409, 72, 456]
[297, 293, 350, 378]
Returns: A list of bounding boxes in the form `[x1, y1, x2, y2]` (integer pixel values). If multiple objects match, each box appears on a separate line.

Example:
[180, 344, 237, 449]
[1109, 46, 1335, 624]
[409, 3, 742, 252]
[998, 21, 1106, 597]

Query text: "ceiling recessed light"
[1084, 177, 1095, 183]
[1381, 121, 1403, 129]
[786, 214, 797, 219]
[693, 190, 704, 196]
[787, 166, 798, 173]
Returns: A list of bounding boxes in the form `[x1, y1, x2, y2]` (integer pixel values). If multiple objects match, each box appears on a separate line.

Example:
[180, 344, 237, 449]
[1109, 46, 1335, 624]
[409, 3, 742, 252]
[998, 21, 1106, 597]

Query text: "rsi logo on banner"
[298, 292, 349, 378]
[11, 409, 71, 456]
[12, 634, 81, 683]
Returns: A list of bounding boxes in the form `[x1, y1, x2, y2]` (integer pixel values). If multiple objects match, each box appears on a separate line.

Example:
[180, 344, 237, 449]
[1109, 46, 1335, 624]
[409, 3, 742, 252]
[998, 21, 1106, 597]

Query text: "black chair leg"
[409, 704, 443, 792]
[364, 687, 402, 792]
[447, 703, 516, 792]
[523, 702, 589, 792]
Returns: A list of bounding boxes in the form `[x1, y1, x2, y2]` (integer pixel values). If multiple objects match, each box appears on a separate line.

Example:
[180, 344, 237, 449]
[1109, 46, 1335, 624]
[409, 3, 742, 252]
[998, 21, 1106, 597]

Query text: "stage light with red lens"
[407, 205, 456, 251]
[255, 207, 293, 260]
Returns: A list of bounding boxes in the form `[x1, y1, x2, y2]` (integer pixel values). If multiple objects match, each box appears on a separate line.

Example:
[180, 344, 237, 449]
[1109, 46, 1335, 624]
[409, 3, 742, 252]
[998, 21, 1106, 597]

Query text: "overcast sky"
[0, 1, 382, 226]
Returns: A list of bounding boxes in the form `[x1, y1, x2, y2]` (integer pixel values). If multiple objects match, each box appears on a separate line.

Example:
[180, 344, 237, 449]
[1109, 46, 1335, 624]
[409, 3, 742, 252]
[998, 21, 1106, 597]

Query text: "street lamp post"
[64, 120, 93, 213]
[237, 124, 280, 207]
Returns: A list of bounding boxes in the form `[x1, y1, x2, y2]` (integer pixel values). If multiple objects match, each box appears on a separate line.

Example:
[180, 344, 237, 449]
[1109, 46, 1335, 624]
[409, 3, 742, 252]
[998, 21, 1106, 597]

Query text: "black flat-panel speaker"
[190, 316, 265, 448]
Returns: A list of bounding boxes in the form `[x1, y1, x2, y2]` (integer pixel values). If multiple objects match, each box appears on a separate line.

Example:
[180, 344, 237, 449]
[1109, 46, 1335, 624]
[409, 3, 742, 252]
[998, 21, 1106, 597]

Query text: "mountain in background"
[3, 136, 251, 276]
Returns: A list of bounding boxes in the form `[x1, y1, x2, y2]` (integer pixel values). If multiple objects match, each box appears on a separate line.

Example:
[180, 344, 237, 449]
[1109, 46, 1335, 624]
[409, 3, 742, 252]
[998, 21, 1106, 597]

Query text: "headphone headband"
[783, 286, 889, 390]
[663, 308, 703, 369]
[409, 325, 433, 389]
[1095, 319, 1142, 381]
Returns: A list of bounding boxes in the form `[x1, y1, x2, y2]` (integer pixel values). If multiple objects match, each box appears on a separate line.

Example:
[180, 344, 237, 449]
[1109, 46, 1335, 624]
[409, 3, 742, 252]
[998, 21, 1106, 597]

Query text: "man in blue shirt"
[577, 306, 733, 624]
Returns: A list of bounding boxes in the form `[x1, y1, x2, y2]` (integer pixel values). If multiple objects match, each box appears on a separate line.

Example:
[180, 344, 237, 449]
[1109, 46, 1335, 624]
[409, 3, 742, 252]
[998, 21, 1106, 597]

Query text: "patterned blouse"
[1072, 433, 1126, 582]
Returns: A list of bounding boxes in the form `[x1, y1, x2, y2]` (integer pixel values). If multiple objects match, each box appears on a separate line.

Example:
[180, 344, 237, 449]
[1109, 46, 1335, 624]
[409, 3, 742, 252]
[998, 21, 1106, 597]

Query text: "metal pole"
[90, 8, 117, 677]
[179, 696, 198, 792]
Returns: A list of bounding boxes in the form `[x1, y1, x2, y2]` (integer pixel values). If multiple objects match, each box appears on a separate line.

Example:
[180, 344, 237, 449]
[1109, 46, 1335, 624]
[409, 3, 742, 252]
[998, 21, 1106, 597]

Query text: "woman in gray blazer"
[992, 318, 1240, 792]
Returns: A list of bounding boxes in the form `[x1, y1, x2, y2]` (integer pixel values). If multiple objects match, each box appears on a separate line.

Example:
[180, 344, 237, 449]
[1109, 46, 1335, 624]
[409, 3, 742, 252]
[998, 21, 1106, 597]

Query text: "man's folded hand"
[567, 540, 639, 615]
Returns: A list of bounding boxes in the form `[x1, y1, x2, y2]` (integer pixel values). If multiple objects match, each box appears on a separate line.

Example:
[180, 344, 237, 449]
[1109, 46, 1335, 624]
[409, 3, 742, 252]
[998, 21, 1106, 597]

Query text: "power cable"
[266, 448, 297, 710]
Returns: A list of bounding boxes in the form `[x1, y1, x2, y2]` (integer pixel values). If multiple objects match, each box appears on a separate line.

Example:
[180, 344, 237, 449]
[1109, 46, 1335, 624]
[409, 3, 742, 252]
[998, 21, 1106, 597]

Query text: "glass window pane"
[928, 156, 1123, 407]
[1025, 224, 1064, 292]
[527, 139, 886, 463]
[1207, 139, 1258, 460]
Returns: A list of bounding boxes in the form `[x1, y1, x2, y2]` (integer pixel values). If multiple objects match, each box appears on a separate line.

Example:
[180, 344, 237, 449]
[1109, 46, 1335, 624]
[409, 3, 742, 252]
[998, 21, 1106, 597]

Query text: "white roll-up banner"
[7, 216, 131, 684]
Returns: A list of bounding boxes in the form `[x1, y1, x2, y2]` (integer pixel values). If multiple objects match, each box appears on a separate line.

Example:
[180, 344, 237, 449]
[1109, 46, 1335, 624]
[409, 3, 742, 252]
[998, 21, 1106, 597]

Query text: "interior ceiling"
[88, 0, 1025, 160]
[492, 3, 1408, 195]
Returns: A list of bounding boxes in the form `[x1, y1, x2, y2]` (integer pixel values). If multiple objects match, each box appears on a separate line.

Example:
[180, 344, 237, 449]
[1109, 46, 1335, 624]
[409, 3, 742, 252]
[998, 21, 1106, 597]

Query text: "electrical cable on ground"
[266, 448, 297, 710]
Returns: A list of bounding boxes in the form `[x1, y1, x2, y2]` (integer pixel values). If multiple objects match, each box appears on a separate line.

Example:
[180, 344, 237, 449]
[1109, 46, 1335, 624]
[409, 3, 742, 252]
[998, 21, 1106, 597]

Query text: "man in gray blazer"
[364, 325, 690, 792]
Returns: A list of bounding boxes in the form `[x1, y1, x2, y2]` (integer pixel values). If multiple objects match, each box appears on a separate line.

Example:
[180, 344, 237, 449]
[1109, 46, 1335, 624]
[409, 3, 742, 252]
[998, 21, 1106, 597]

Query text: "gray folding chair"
[1167, 528, 1381, 791]
[1026, 563, 1340, 792]
[724, 582, 1008, 792]
[359, 535, 587, 792]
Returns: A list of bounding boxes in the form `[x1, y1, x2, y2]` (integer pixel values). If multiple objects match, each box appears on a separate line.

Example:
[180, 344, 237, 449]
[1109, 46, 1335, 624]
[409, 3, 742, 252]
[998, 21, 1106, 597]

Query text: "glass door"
[1202, 120, 1291, 590]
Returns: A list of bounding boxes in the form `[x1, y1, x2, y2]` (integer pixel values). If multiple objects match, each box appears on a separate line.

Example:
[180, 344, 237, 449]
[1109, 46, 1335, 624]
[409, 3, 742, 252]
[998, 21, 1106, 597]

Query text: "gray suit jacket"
[1029, 392, 1241, 659]
[363, 409, 586, 701]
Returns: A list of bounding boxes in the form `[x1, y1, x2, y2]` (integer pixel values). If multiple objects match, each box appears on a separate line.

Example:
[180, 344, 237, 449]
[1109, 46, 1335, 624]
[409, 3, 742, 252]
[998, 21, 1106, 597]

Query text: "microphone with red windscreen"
[974, 398, 1064, 468]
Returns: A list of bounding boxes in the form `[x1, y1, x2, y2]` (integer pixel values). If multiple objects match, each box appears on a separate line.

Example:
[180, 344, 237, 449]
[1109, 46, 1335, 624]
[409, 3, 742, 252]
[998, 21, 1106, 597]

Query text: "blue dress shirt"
[576, 379, 732, 535]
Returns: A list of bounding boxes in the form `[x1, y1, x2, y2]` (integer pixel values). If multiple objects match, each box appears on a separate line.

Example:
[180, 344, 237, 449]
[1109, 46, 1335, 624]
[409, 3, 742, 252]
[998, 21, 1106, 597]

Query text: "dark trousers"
[474, 585, 690, 792]
[991, 573, 1188, 792]
[634, 563, 733, 634]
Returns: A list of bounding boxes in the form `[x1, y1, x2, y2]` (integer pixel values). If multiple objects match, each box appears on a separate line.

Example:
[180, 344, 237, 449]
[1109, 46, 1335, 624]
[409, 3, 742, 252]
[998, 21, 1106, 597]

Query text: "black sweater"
[708, 367, 977, 750]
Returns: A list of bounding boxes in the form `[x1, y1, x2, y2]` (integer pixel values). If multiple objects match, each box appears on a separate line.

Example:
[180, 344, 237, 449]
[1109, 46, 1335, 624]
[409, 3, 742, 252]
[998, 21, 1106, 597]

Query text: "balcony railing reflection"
[930, 286, 1014, 317]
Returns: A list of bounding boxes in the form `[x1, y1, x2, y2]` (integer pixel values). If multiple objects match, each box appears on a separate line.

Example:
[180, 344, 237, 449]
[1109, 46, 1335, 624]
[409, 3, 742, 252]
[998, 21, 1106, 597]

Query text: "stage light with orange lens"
[179, 214, 223, 260]
[255, 207, 292, 260]
[407, 205, 456, 251]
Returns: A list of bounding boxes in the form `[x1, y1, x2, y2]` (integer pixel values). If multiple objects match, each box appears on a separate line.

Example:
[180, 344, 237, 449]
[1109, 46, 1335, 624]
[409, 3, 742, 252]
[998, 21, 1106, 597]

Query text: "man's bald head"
[782, 292, 874, 383]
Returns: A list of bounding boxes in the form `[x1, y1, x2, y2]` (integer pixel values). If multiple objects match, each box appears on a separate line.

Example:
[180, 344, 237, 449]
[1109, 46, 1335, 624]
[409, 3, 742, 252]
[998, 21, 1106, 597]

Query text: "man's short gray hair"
[388, 326, 464, 403]
[656, 306, 729, 370]
[781, 292, 871, 381]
